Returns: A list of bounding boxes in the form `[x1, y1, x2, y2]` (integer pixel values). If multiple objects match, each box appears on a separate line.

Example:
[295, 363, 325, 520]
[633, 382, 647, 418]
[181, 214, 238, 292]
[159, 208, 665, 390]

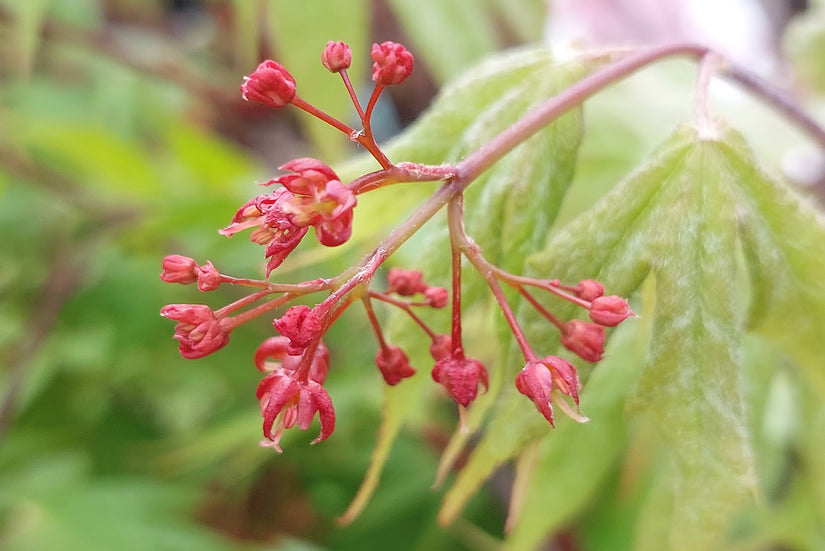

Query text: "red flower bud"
[387, 268, 427, 296]
[161, 304, 230, 359]
[431, 351, 488, 408]
[321, 41, 352, 73]
[371, 41, 414, 85]
[160, 255, 198, 284]
[241, 60, 296, 108]
[375, 345, 416, 386]
[196, 261, 222, 292]
[560, 320, 605, 363]
[574, 279, 604, 301]
[589, 295, 633, 327]
[424, 286, 448, 308]
[274, 305, 323, 355]
[429, 334, 452, 361]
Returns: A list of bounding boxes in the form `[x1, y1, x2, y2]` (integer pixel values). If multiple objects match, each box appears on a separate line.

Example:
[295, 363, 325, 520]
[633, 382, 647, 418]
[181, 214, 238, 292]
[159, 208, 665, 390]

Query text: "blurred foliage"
[2, 1, 825, 551]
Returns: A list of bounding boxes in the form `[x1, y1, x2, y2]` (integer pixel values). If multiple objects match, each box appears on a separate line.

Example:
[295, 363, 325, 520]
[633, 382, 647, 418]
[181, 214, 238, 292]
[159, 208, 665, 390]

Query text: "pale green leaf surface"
[635, 131, 754, 551]
[723, 134, 825, 395]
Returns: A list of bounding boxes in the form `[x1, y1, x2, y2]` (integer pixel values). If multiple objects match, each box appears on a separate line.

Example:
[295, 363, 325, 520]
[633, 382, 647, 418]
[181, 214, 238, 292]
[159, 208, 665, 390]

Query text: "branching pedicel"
[160, 41, 633, 452]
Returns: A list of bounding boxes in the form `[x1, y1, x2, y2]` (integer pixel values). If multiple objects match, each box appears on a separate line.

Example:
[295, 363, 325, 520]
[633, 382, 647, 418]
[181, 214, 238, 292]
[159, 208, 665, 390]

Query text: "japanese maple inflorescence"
[161, 40, 633, 453]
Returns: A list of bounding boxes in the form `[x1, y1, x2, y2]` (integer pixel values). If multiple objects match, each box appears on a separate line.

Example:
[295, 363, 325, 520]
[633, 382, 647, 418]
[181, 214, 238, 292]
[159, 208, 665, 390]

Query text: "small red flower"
[371, 41, 414, 85]
[272, 158, 340, 196]
[387, 268, 427, 296]
[424, 286, 448, 308]
[541, 355, 581, 405]
[241, 60, 296, 108]
[196, 261, 221, 292]
[160, 255, 198, 284]
[272, 159, 357, 247]
[574, 279, 604, 301]
[321, 41, 352, 73]
[561, 320, 605, 363]
[160, 304, 230, 359]
[516, 356, 582, 427]
[274, 305, 323, 355]
[257, 368, 335, 452]
[589, 295, 633, 327]
[431, 350, 488, 408]
[516, 360, 555, 426]
[375, 345, 416, 385]
[219, 189, 310, 276]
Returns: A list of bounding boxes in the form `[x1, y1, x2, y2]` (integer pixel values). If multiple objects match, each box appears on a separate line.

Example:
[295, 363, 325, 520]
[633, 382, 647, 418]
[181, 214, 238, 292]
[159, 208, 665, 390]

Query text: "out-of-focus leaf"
[729, 133, 825, 395]
[0, 453, 240, 551]
[267, 0, 369, 160]
[634, 129, 754, 551]
[1, 0, 50, 76]
[386, 0, 498, 83]
[488, 0, 546, 43]
[337, 314, 432, 524]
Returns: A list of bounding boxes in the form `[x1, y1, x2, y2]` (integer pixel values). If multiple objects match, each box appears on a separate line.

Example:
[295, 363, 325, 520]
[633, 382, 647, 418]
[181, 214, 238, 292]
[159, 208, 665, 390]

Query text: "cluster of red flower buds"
[161, 40, 633, 451]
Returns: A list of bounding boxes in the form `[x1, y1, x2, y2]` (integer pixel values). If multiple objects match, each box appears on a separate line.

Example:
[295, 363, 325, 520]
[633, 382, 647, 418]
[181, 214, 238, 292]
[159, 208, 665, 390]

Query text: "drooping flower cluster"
[160, 39, 633, 453]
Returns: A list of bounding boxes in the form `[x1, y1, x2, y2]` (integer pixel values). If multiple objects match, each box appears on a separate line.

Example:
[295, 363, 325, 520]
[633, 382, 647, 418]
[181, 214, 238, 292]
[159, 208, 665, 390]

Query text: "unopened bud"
[424, 287, 448, 308]
[241, 60, 297, 108]
[589, 296, 633, 327]
[196, 261, 222, 292]
[321, 41, 352, 73]
[574, 279, 604, 302]
[160, 255, 198, 284]
[371, 41, 414, 85]
[561, 320, 605, 363]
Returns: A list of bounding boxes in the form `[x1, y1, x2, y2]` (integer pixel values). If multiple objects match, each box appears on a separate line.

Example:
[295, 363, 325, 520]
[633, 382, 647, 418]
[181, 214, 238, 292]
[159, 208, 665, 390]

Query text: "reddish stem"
[516, 287, 566, 332]
[362, 295, 389, 351]
[369, 291, 438, 339]
[447, 196, 464, 352]
[223, 293, 294, 329]
[291, 95, 391, 168]
[214, 288, 274, 318]
[339, 68, 366, 120]
[446, 198, 537, 362]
